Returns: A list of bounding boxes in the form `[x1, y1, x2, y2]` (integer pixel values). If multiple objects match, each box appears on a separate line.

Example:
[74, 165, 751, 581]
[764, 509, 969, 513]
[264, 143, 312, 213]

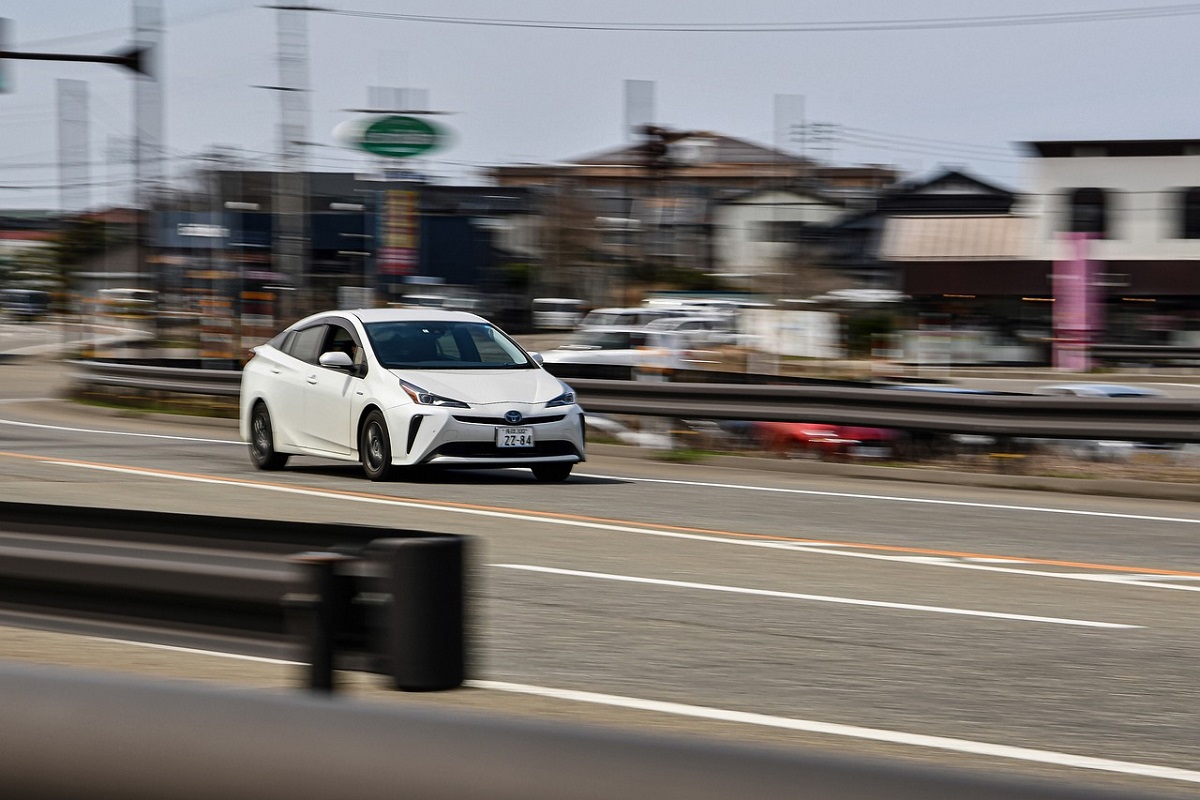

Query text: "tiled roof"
[879, 215, 1032, 261]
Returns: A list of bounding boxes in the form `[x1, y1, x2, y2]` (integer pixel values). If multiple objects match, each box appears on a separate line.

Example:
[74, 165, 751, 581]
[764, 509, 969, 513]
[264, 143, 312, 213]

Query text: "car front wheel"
[531, 462, 573, 482]
[249, 403, 289, 470]
[360, 410, 396, 481]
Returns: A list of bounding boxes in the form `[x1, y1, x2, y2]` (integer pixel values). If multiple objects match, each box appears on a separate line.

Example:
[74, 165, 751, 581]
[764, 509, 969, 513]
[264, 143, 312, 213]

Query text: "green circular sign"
[357, 115, 446, 159]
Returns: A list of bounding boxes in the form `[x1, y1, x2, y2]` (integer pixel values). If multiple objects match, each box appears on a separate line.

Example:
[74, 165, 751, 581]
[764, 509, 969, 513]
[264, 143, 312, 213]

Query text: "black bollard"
[365, 536, 467, 691]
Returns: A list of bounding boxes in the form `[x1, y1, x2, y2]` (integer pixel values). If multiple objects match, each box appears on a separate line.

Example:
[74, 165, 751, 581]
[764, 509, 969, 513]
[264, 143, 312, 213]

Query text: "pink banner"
[1052, 232, 1102, 371]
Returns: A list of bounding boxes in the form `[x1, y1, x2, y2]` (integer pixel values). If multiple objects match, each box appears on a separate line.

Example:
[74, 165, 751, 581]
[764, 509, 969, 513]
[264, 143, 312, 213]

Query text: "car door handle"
[270, 368, 281, 374]
[306, 374, 318, 384]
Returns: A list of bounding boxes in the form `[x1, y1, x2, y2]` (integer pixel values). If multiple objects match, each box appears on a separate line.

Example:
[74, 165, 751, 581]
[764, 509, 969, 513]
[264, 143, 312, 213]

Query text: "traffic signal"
[636, 125, 692, 171]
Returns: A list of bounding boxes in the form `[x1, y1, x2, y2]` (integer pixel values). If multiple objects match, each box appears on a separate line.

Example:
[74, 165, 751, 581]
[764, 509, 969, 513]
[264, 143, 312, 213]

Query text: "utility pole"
[262, 4, 317, 322]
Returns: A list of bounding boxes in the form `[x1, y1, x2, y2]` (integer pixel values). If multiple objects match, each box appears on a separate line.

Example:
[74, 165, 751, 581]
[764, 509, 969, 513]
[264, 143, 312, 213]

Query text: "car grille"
[451, 414, 567, 425]
[428, 441, 580, 459]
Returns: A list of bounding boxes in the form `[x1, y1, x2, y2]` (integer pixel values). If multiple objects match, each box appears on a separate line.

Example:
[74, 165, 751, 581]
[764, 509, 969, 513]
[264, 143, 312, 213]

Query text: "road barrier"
[568, 379, 1200, 442]
[66, 359, 1200, 443]
[68, 358, 243, 396]
[1091, 344, 1200, 366]
[0, 501, 468, 693]
[0, 660, 1169, 800]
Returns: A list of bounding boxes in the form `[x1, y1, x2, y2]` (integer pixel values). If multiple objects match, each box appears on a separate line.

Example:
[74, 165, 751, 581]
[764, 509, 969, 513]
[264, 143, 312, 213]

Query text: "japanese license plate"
[496, 426, 535, 448]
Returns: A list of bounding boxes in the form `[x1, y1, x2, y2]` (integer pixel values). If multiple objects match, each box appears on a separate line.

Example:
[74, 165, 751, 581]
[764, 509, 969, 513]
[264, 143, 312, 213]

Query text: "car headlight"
[397, 378, 470, 409]
[545, 383, 577, 408]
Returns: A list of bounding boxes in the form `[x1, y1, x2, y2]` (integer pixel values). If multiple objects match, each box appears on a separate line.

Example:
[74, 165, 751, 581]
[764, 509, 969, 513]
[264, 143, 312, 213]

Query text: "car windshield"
[364, 320, 534, 369]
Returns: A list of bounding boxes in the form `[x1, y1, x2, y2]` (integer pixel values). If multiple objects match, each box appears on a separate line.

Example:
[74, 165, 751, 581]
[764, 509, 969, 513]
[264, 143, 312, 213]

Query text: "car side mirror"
[318, 351, 355, 370]
[530, 351, 544, 366]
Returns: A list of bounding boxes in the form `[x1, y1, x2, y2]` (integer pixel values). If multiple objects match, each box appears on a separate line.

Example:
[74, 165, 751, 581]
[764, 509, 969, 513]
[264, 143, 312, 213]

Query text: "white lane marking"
[578, 472, 1200, 526]
[473, 680, 1200, 786]
[45, 461, 1200, 592]
[89, 636, 302, 665]
[5, 413, 1199, 528]
[0, 417, 238, 445]
[4, 415, 1197, 527]
[86, 635, 1200, 785]
[0, 398, 59, 405]
[494, 564, 1138, 629]
[739, 541, 1200, 592]
[44, 461, 852, 545]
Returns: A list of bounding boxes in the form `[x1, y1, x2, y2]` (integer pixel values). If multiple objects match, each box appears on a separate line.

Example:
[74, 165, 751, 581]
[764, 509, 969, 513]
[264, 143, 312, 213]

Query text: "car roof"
[314, 308, 488, 325]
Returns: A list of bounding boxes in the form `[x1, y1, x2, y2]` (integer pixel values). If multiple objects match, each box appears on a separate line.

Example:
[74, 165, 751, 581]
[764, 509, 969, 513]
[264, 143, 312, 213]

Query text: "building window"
[1179, 188, 1200, 238]
[1068, 188, 1108, 237]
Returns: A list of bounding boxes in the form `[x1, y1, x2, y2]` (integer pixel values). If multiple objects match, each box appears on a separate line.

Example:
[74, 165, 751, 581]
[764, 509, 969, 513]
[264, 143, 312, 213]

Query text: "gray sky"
[3, 0, 1199, 209]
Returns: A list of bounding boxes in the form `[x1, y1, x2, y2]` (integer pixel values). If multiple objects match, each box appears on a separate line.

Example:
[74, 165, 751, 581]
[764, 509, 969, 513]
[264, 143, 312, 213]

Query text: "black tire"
[531, 462, 573, 482]
[249, 403, 289, 470]
[360, 409, 396, 481]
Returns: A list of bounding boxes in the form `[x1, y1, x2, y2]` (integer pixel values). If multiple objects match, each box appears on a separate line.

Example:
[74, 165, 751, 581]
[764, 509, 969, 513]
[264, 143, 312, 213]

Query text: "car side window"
[321, 324, 366, 374]
[285, 325, 327, 365]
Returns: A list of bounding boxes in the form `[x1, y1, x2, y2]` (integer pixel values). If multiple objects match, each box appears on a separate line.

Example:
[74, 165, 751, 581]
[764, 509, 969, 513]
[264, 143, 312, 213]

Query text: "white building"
[1023, 139, 1200, 264]
[711, 188, 843, 285]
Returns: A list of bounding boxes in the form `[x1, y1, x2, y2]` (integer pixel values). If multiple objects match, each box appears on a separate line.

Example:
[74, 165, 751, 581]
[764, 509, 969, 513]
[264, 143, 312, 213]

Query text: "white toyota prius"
[239, 308, 585, 481]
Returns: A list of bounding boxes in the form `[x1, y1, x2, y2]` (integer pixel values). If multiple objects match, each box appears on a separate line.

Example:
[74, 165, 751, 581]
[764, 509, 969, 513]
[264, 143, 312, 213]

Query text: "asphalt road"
[1, 358, 1199, 798]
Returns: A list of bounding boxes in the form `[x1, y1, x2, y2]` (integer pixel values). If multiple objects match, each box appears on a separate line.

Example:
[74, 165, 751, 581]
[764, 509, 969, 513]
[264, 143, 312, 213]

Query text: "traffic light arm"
[0, 44, 151, 78]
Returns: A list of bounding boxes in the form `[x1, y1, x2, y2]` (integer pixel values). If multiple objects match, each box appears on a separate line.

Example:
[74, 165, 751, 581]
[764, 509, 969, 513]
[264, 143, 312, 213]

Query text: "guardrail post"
[286, 552, 358, 694]
[366, 536, 468, 691]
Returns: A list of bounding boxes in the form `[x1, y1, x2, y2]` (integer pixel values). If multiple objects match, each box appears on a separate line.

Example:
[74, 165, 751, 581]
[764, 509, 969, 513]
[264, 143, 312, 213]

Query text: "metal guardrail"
[570, 379, 1200, 442]
[68, 358, 243, 397]
[0, 661, 1165, 800]
[66, 359, 1200, 443]
[1091, 344, 1200, 364]
[0, 501, 468, 691]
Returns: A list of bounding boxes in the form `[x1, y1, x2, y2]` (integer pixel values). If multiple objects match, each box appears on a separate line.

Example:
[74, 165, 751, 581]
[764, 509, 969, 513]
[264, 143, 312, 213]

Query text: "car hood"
[386, 367, 567, 405]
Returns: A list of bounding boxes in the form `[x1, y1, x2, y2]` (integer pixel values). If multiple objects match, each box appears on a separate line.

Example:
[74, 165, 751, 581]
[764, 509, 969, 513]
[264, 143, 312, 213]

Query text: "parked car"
[1032, 383, 1166, 398]
[642, 315, 743, 345]
[0, 288, 50, 320]
[752, 421, 899, 460]
[577, 307, 684, 330]
[541, 326, 701, 369]
[1029, 383, 1169, 459]
[240, 308, 585, 482]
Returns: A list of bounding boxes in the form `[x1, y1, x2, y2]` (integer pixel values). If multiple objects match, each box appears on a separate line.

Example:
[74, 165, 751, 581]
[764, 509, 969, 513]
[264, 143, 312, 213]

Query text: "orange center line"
[3, 448, 1199, 579]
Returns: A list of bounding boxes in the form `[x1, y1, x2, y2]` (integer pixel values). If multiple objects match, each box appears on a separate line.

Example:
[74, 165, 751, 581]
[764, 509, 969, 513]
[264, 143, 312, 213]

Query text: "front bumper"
[389, 405, 586, 467]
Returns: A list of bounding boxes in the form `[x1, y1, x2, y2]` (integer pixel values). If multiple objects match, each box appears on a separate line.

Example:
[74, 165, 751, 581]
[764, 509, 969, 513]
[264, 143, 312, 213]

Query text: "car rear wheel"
[531, 462, 573, 482]
[360, 410, 396, 481]
[249, 403, 289, 470]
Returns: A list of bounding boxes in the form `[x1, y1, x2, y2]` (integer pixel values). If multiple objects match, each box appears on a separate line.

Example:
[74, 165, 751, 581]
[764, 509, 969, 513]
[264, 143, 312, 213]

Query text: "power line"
[838, 126, 1016, 157]
[314, 3, 1200, 33]
[836, 132, 1023, 164]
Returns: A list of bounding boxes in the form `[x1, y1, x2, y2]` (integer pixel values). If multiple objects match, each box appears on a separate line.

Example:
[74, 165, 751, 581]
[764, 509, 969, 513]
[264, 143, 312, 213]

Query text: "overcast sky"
[4, 0, 1199, 209]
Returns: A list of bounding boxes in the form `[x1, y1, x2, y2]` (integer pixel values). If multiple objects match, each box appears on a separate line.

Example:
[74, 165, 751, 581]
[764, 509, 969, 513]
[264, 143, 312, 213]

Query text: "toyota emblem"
[504, 410, 523, 424]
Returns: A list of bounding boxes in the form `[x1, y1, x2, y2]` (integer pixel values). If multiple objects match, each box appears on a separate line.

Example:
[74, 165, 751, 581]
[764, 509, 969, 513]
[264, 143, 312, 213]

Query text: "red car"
[753, 421, 898, 460]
